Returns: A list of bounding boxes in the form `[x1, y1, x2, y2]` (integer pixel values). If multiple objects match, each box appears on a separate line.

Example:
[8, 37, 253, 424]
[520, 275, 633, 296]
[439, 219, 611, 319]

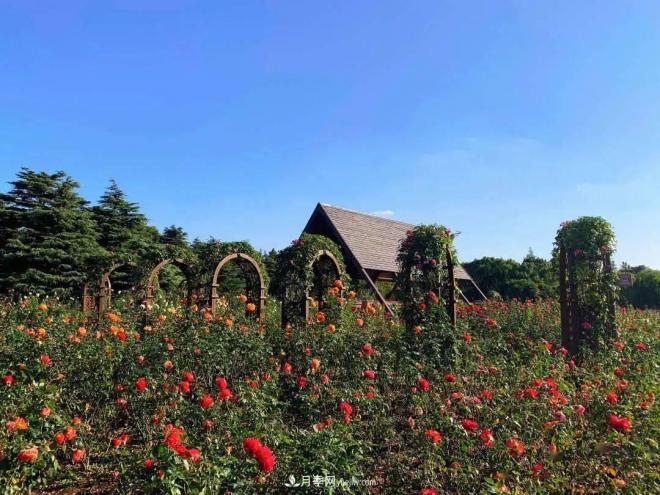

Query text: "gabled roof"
[303, 203, 474, 281]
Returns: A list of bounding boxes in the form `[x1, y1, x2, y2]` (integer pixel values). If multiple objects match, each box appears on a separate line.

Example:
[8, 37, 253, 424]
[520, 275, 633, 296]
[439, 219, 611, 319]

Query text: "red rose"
[254, 445, 276, 472]
[182, 371, 195, 383]
[71, 448, 85, 463]
[418, 377, 430, 391]
[479, 428, 494, 447]
[243, 436, 262, 456]
[506, 437, 525, 456]
[135, 377, 148, 392]
[608, 414, 632, 432]
[199, 394, 214, 409]
[64, 426, 77, 441]
[2, 374, 15, 386]
[18, 447, 38, 463]
[179, 380, 191, 394]
[425, 429, 442, 444]
[186, 447, 201, 463]
[444, 372, 456, 383]
[461, 418, 478, 432]
[363, 369, 376, 380]
[143, 458, 155, 469]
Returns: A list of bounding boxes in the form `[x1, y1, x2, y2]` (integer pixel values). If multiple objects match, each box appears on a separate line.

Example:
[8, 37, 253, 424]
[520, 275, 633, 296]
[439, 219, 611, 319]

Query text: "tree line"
[0, 168, 658, 308]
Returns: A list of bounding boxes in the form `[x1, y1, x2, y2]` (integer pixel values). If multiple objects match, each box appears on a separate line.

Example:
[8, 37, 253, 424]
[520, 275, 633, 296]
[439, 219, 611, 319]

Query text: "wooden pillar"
[603, 252, 616, 338]
[567, 249, 581, 355]
[98, 277, 110, 316]
[445, 247, 456, 328]
[210, 283, 218, 316]
[559, 245, 571, 351]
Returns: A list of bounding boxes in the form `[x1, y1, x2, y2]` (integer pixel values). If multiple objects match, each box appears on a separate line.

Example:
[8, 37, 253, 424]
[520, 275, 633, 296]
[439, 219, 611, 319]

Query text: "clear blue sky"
[1, 1, 659, 268]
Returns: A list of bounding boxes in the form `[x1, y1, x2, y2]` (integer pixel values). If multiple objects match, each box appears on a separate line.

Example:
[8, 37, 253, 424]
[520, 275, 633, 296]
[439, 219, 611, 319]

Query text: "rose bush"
[0, 293, 658, 494]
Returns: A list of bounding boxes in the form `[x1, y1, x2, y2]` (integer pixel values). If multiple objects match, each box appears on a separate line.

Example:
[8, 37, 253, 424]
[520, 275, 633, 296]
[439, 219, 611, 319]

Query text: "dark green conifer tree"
[0, 168, 104, 295]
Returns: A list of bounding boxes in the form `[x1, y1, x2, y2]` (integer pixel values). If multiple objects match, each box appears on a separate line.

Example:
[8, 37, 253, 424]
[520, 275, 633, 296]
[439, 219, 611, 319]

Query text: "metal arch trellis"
[143, 258, 194, 308]
[210, 252, 266, 321]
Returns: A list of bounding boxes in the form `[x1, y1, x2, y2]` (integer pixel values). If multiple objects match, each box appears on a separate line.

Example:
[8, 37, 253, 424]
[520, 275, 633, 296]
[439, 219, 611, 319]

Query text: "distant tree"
[160, 225, 188, 246]
[92, 180, 159, 256]
[463, 252, 556, 300]
[520, 251, 557, 297]
[622, 269, 660, 309]
[262, 248, 279, 291]
[462, 257, 520, 298]
[0, 168, 105, 295]
[620, 262, 648, 274]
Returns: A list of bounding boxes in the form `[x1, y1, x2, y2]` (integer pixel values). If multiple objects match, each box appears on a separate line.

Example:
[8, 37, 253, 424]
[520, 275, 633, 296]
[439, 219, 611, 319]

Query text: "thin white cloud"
[371, 209, 395, 217]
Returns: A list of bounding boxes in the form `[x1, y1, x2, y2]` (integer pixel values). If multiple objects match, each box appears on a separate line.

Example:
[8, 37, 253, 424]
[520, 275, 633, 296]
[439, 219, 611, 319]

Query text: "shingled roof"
[303, 203, 474, 281]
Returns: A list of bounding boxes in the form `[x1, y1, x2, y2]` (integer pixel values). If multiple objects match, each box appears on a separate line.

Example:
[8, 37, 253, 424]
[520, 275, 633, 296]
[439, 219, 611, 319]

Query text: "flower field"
[0, 294, 658, 494]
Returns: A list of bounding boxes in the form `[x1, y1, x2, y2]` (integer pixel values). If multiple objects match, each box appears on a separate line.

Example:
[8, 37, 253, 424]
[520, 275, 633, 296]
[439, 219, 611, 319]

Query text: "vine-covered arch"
[211, 252, 266, 320]
[271, 234, 347, 329]
[143, 258, 194, 307]
[397, 225, 458, 366]
[306, 248, 343, 320]
[555, 217, 618, 356]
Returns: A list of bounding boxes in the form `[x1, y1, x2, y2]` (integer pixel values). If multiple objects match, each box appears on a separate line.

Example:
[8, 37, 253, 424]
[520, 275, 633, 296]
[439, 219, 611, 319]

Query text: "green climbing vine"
[397, 224, 458, 367]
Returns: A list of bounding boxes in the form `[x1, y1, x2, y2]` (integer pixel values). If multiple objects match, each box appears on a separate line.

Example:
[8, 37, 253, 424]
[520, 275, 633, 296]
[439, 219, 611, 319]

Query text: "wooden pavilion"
[302, 203, 485, 313]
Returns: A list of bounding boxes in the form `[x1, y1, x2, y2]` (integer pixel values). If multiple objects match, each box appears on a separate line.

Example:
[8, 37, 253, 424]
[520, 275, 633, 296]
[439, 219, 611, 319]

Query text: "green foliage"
[92, 180, 159, 256]
[555, 216, 618, 351]
[270, 234, 347, 328]
[191, 239, 269, 303]
[0, 169, 106, 296]
[160, 226, 188, 247]
[622, 268, 660, 309]
[261, 249, 279, 291]
[396, 224, 457, 367]
[92, 180, 161, 292]
[463, 250, 557, 300]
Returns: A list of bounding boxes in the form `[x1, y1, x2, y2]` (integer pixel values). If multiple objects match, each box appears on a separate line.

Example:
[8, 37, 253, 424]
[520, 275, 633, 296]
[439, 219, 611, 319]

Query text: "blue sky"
[1, 1, 659, 267]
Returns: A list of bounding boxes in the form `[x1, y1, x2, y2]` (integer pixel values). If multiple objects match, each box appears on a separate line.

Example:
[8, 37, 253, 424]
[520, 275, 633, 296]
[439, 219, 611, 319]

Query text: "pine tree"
[91, 180, 159, 291]
[92, 180, 159, 256]
[160, 225, 188, 246]
[0, 168, 105, 295]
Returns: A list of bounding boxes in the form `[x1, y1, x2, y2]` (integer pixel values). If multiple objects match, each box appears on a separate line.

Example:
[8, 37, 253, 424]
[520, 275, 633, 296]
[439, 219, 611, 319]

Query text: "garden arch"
[305, 249, 343, 320]
[82, 261, 140, 316]
[210, 252, 266, 320]
[556, 217, 617, 356]
[143, 258, 194, 308]
[99, 261, 139, 314]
